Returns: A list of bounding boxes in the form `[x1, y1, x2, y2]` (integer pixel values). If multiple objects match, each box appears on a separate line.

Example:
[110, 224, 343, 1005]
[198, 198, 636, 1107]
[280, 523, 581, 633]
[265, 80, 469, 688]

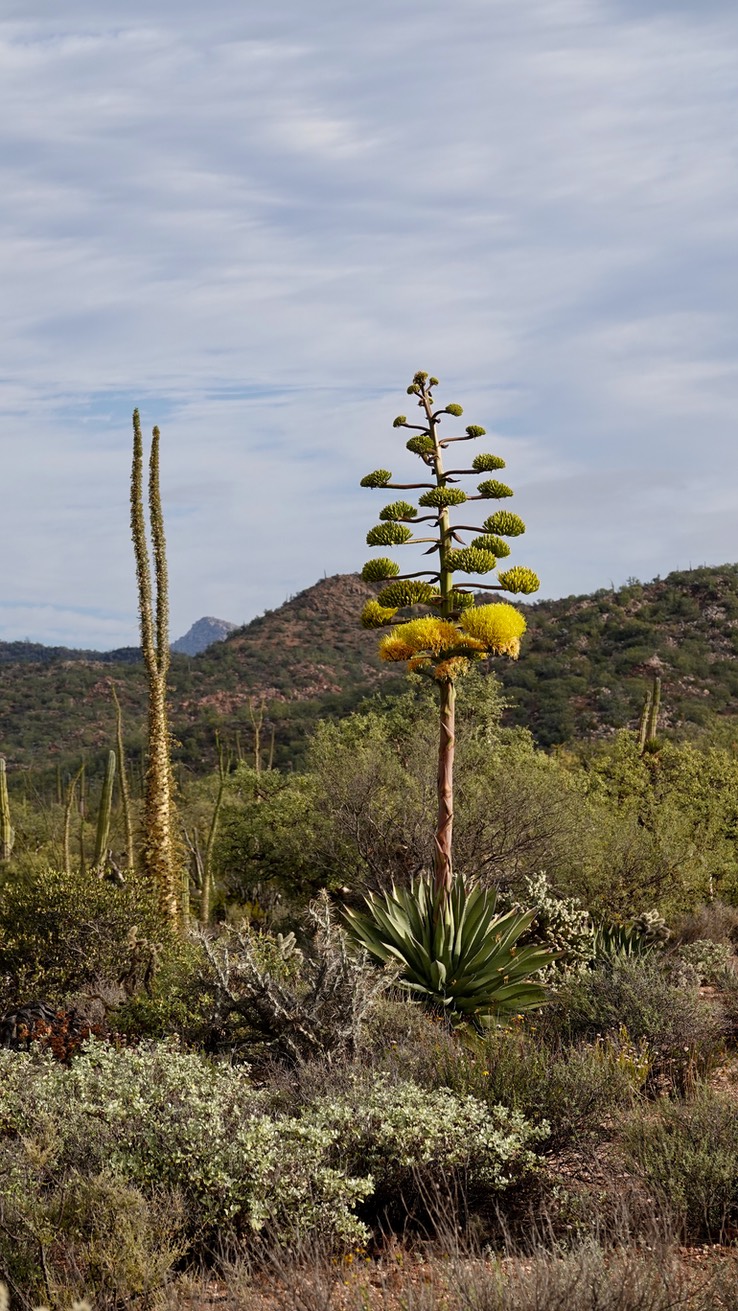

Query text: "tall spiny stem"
[131, 409, 180, 930]
[111, 683, 135, 872]
[0, 758, 14, 862]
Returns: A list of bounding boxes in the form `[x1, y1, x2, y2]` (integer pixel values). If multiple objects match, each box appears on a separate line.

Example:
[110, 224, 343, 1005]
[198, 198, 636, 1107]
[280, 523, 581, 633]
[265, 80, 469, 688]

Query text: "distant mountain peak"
[171, 616, 238, 656]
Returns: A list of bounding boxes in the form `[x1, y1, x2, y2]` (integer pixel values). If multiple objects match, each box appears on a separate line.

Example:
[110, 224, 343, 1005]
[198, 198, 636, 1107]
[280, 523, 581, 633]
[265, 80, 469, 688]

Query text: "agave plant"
[345, 874, 555, 1030]
[592, 909, 670, 965]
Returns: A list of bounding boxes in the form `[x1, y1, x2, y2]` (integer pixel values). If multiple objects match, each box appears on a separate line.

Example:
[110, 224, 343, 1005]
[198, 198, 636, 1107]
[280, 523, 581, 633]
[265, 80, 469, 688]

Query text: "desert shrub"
[626, 1087, 738, 1243]
[0, 865, 166, 1009]
[303, 1075, 547, 1224]
[676, 939, 736, 987]
[542, 956, 725, 1094]
[0, 1041, 373, 1295]
[438, 1241, 733, 1311]
[109, 936, 211, 1043]
[193, 893, 392, 1063]
[0, 1041, 551, 1298]
[394, 1025, 643, 1150]
[674, 900, 738, 947]
[0, 1171, 184, 1307]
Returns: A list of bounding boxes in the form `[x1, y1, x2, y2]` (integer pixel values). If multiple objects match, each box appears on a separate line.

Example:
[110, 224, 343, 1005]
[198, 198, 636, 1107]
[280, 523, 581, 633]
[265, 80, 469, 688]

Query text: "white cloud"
[2, 0, 738, 645]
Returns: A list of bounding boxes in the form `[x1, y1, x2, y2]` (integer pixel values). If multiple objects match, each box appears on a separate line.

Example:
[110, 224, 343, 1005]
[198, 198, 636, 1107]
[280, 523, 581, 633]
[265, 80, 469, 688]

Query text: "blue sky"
[2, 0, 738, 648]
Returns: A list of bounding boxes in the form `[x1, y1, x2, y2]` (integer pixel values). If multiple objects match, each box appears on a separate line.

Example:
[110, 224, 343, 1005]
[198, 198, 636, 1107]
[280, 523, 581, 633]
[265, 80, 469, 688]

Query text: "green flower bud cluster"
[472, 453, 506, 473]
[444, 403, 464, 416]
[447, 547, 496, 575]
[465, 425, 486, 438]
[379, 500, 418, 521]
[361, 557, 400, 583]
[406, 434, 435, 456]
[393, 415, 407, 427]
[366, 522, 413, 547]
[477, 479, 513, 499]
[471, 534, 511, 558]
[378, 580, 438, 608]
[482, 511, 526, 537]
[360, 469, 392, 488]
[447, 590, 476, 611]
[418, 486, 467, 509]
[361, 599, 399, 628]
[498, 565, 540, 594]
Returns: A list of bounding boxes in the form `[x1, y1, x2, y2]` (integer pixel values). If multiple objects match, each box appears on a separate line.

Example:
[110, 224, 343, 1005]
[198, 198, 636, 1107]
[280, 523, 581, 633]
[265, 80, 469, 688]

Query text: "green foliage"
[345, 874, 554, 1029]
[306, 1075, 547, 1210]
[0, 865, 166, 1008]
[0, 1042, 373, 1277]
[626, 1087, 738, 1242]
[592, 909, 669, 964]
[432, 1027, 643, 1150]
[544, 956, 726, 1094]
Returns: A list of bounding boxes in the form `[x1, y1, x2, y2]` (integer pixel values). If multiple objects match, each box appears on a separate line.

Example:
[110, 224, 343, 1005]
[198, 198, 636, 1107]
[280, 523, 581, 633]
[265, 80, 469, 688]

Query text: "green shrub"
[0, 1172, 184, 1306]
[193, 893, 392, 1064]
[304, 1075, 547, 1220]
[0, 1042, 548, 1297]
[542, 957, 725, 1094]
[676, 939, 736, 987]
[0, 865, 166, 1009]
[0, 1042, 372, 1279]
[674, 900, 738, 947]
[626, 1087, 738, 1242]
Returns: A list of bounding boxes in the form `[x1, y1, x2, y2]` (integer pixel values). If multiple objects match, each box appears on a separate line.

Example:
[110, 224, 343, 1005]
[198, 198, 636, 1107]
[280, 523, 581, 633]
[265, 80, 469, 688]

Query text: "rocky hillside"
[1, 565, 738, 775]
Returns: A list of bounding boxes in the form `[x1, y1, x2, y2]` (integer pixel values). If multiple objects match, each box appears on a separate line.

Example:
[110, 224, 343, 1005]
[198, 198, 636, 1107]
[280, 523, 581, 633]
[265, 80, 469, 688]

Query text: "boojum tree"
[359, 371, 539, 899]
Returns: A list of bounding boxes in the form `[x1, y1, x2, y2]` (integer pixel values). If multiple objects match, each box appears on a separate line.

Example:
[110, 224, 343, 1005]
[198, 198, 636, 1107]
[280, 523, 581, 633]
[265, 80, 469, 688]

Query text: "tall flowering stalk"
[130, 410, 180, 930]
[360, 372, 539, 899]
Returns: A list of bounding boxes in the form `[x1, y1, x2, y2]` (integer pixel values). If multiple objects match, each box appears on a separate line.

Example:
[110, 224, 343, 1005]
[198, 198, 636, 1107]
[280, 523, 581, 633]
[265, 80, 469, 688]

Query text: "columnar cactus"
[92, 749, 117, 873]
[0, 757, 14, 862]
[360, 372, 539, 897]
[131, 411, 180, 929]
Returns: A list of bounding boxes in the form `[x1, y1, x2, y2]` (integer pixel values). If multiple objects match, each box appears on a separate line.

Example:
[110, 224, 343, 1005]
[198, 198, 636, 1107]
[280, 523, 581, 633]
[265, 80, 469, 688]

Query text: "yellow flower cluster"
[377, 606, 526, 678]
[460, 603, 526, 658]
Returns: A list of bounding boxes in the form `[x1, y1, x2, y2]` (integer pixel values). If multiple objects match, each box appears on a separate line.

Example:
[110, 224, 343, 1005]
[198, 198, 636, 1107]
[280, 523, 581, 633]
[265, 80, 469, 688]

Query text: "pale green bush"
[0, 1042, 372, 1266]
[305, 1076, 546, 1209]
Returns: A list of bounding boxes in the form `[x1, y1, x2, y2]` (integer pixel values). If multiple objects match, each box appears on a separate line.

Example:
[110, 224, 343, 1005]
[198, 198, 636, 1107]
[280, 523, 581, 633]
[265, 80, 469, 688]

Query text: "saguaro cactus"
[92, 749, 117, 873]
[0, 758, 14, 862]
[360, 371, 539, 898]
[130, 410, 180, 929]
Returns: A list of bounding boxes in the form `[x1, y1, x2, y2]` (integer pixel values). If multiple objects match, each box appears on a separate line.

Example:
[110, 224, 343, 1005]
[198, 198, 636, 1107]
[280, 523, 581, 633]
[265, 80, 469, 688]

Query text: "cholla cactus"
[360, 372, 539, 897]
